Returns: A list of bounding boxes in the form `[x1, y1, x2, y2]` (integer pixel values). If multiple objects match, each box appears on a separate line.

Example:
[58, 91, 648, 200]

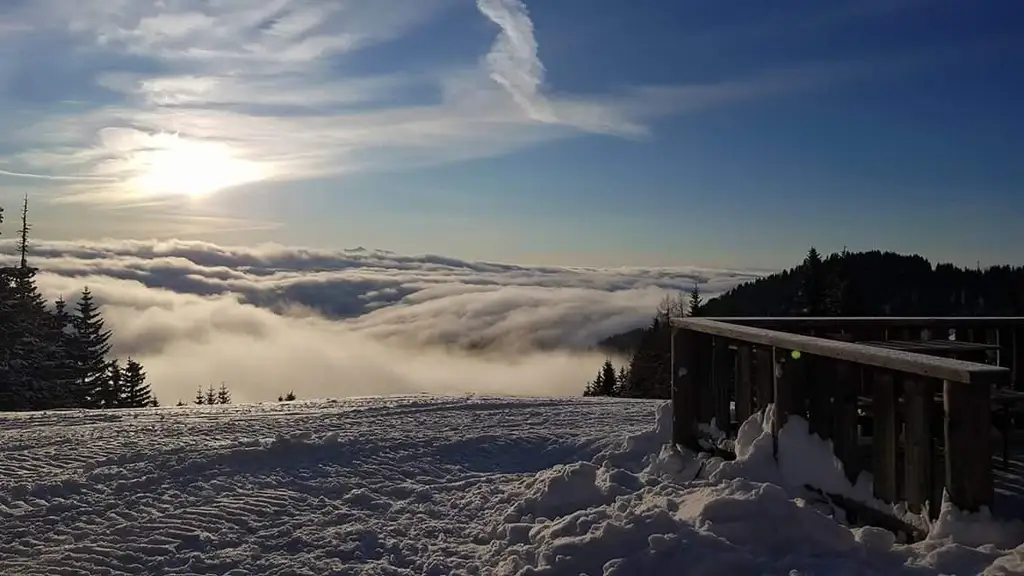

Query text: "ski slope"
[1, 396, 1022, 575]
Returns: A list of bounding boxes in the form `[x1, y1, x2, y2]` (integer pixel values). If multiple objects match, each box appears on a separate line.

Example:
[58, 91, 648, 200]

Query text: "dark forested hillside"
[0, 198, 158, 411]
[586, 248, 1024, 398]
[701, 250, 1024, 317]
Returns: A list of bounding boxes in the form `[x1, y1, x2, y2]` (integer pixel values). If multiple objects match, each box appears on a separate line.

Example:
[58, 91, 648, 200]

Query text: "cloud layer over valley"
[5, 239, 764, 404]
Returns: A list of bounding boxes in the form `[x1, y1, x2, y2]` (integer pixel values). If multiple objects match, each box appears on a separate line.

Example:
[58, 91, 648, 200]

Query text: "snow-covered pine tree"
[120, 358, 151, 408]
[72, 287, 113, 408]
[205, 384, 217, 405]
[195, 385, 205, 405]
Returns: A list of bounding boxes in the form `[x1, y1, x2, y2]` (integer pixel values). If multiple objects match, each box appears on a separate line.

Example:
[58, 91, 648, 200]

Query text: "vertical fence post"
[671, 327, 698, 451]
[1013, 327, 1022, 391]
[773, 349, 804, 457]
[944, 379, 994, 512]
[807, 355, 832, 441]
[833, 360, 861, 484]
[872, 371, 898, 503]
[903, 377, 932, 514]
[754, 347, 774, 412]
[735, 345, 753, 425]
[695, 334, 714, 425]
[711, 338, 732, 436]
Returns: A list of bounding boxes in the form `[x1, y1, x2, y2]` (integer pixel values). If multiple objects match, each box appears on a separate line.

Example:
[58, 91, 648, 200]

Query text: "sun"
[130, 133, 266, 198]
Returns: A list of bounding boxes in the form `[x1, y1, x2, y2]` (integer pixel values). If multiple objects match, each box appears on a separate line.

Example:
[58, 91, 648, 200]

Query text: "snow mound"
[1, 395, 1021, 575]
[486, 402, 1024, 575]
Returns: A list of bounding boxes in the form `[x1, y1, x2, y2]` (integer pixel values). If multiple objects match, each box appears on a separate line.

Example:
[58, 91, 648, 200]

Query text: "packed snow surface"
[1, 395, 1022, 575]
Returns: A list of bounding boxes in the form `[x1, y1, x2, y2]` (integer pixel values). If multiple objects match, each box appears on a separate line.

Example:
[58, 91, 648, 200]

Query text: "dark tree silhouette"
[216, 382, 231, 404]
[0, 200, 152, 412]
[688, 283, 704, 317]
[121, 358, 152, 408]
[72, 288, 114, 408]
[590, 248, 1024, 398]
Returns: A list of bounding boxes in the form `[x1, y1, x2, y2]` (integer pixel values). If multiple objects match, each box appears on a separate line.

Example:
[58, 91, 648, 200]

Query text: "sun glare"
[130, 133, 267, 198]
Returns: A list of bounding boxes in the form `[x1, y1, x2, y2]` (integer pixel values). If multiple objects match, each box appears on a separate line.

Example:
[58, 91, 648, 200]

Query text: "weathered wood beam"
[735, 345, 754, 424]
[832, 360, 860, 484]
[872, 371, 898, 503]
[773, 349, 805, 457]
[711, 338, 732, 435]
[671, 318, 1010, 386]
[754, 347, 774, 412]
[944, 379, 994, 512]
[696, 317, 1024, 329]
[670, 327, 698, 451]
[903, 377, 932, 514]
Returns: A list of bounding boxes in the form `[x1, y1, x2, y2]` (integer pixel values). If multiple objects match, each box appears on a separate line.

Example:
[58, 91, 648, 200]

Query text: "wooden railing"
[670, 317, 1015, 517]
[717, 317, 1024, 389]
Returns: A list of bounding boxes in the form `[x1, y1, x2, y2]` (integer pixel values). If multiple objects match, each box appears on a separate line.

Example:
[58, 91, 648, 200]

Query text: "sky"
[1, 0, 1022, 270]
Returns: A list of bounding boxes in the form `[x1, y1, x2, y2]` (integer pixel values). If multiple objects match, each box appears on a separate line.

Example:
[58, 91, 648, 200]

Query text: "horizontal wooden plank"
[993, 389, 1024, 404]
[695, 317, 1024, 329]
[858, 340, 1001, 353]
[672, 318, 1010, 385]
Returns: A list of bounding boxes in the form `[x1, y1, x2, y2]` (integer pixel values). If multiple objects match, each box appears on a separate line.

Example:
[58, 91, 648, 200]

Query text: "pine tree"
[120, 358, 152, 408]
[597, 359, 617, 396]
[46, 296, 78, 408]
[216, 382, 231, 404]
[4, 198, 61, 409]
[97, 359, 123, 408]
[796, 247, 826, 316]
[284, 391, 296, 401]
[72, 288, 113, 408]
[621, 316, 671, 398]
[688, 283, 704, 317]
[205, 384, 216, 405]
[176, 399, 186, 407]
[17, 195, 29, 270]
[195, 385, 205, 405]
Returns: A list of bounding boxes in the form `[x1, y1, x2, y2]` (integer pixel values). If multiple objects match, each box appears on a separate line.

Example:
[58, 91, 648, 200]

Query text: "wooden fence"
[716, 317, 1024, 389]
[669, 316, 1020, 518]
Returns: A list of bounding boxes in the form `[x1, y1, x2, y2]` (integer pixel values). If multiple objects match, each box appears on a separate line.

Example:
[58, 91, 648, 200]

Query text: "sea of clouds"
[3, 239, 765, 404]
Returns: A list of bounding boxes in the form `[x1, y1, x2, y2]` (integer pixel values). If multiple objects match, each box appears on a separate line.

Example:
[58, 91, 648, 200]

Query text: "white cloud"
[9, 238, 766, 403]
[0, 0, 842, 204]
[477, 0, 555, 123]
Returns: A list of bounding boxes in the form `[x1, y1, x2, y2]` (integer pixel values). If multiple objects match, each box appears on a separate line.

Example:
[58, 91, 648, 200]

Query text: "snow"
[1, 396, 1022, 575]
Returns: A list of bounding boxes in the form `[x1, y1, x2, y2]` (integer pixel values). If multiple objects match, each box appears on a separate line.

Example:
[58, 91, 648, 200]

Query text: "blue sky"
[0, 0, 1021, 269]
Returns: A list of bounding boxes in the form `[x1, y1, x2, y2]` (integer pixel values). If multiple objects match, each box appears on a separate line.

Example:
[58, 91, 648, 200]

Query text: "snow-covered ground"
[1, 396, 1022, 575]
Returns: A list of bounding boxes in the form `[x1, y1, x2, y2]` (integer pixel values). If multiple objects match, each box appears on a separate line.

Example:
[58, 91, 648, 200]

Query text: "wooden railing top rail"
[672, 317, 1011, 385]
[697, 316, 1024, 329]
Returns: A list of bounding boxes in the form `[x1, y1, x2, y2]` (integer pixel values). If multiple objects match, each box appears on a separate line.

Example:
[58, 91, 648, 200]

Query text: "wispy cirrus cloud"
[2, 238, 767, 401]
[0, 0, 849, 205]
